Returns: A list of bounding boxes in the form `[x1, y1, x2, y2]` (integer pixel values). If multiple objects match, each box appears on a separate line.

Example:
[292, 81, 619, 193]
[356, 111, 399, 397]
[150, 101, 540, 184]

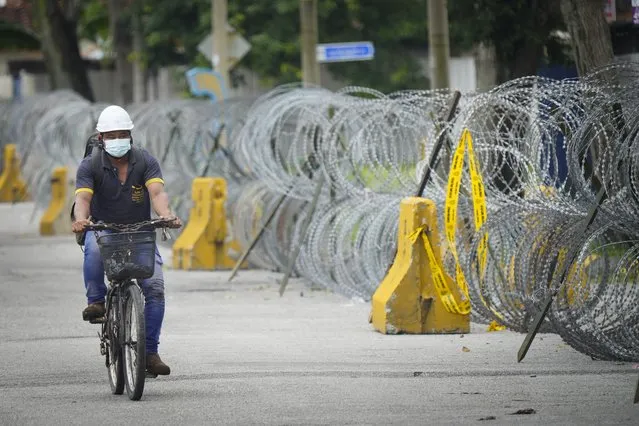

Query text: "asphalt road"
[0, 202, 637, 425]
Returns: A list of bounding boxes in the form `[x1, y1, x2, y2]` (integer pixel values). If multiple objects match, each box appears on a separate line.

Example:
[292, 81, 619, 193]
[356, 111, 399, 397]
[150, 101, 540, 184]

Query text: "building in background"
[0, 0, 38, 99]
[0, 0, 128, 102]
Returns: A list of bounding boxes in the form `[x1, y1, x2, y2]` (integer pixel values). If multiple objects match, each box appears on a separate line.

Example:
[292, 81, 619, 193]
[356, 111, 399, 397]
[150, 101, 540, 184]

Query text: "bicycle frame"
[100, 278, 138, 368]
[85, 218, 174, 400]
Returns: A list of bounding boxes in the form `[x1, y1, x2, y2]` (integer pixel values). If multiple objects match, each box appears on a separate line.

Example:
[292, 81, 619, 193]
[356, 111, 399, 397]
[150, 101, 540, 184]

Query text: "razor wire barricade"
[457, 63, 639, 362]
[0, 92, 256, 223]
[2, 63, 639, 363]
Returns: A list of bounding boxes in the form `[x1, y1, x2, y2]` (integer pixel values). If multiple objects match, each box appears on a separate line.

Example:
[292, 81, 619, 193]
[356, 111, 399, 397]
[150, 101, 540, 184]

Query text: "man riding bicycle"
[71, 105, 182, 376]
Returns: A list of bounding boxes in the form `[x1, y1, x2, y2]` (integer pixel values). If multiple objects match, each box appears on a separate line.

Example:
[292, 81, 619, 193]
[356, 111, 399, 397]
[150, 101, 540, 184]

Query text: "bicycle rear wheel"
[105, 296, 124, 395]
[123, 283, 146, 400]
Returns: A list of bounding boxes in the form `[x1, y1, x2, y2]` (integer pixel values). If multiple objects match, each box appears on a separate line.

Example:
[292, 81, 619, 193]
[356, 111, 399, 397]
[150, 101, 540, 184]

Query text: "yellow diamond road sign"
[198, 25, 251, 70]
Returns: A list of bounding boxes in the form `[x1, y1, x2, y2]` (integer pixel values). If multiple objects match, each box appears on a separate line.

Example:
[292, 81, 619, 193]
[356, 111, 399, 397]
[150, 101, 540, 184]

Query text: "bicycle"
[84, 218, 173, 401]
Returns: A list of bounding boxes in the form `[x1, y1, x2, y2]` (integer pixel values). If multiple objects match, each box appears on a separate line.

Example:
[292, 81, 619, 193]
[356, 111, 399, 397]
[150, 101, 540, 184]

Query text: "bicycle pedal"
[88, 316, 106, 324]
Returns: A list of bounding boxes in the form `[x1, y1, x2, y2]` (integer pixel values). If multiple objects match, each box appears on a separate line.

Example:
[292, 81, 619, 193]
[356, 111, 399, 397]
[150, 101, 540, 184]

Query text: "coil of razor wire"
[0, 92, 256, 224]
[229, 64, 639, 362]
[457, 62, 639, 361]
[3, 62, 639, 362]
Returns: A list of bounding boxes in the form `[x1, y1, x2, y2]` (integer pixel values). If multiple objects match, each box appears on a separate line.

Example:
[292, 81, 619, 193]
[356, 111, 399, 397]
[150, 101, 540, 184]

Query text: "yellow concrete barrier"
[371, 197, 470, 334]
[172, 177, 244, 270]
[0, 144, 29, 202]
[39, 167, 73, 236]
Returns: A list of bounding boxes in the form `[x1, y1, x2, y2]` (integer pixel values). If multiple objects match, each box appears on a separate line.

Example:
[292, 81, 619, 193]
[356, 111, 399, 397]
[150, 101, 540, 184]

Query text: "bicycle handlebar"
[84, 218, 176, 233]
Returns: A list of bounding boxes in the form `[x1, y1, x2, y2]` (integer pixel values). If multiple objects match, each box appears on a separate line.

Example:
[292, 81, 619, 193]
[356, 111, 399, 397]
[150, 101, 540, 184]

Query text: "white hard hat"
[96, 105, 134, 132]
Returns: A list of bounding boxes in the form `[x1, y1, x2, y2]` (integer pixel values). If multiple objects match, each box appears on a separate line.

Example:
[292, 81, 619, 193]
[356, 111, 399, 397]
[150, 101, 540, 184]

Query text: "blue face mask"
[104, 138, 131, 158]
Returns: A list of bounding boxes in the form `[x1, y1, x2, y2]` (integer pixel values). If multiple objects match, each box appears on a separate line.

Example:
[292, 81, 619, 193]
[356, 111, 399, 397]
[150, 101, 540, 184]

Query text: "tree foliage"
[11, 0, 593, 96]
[560, 0, 613, 76]
[77, 0, 431, 92]
[124, 0, 574, 90]
[223, 0, 430, 91]
[448, 0, 571, 81]
[0, 21, 40, 51]
[33, 0, 94, 101]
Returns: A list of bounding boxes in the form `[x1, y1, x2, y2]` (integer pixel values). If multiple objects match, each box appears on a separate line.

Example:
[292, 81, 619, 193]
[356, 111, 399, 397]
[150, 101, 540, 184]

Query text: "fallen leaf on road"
[510, 409, 536, 415]
[487, 320, 506, 331]
[478, 416, 496, 421]
[462, 346, 471, 352]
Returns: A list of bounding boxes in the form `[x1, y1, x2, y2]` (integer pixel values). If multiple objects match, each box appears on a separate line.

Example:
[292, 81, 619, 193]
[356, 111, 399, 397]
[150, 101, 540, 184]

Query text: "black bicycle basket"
[96, 231, 157, 281]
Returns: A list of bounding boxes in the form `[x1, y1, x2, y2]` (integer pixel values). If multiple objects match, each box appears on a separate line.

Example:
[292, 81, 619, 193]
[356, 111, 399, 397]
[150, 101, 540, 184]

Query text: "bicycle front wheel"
[105, 295, 124, 395]
[123, 283, 146, 400]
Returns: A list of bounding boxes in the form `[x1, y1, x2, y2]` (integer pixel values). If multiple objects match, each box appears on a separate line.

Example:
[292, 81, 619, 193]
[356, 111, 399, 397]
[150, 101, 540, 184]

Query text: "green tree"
[226, 0, 430, 91]
[134, 0, 570, 91]
[116, 0, 430, 92]
[79, 0, 154, 103]
[141, 0, 210, 71]
[0, 21, 40, 51]
[559, 0, 613, 76]
[75, 0, 584, 96]
[448, 0, 570, 83]
[108, 0, 134, 104]
[32, 0, 95, 101]
[77, 0, 109, 41]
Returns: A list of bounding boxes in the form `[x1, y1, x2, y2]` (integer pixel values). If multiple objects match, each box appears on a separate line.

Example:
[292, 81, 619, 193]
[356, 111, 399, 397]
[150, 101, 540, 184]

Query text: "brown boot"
[82, 302, 105, 321]
[146, 353, 171, 376]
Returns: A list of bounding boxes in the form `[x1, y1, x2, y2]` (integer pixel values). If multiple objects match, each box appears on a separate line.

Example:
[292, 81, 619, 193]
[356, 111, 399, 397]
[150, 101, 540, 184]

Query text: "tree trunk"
[33, 0, 94, 101]
[48, 2, 95, 102]
[560, 0, 614, 76]
[561, 0, 615, 194]
[496, 0, 561, 82]
[108, 0, 134, 105]
[147, 67, 159, 101]
[132, 5, 147, 104]
[510, 43, 545, 79]
[427, 0, 451, 89]
[495, 42, 544, 82]
[34, 0, 66, 90]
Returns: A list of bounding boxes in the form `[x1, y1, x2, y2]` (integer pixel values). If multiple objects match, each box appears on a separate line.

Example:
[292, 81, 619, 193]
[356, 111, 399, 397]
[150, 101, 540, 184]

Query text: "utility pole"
[132, 2, 147, 103]
[213, 0, 230, 91]
[427, 0, 450, 89]
[108, 0, 133, 104]
[300, 0, 320, 86]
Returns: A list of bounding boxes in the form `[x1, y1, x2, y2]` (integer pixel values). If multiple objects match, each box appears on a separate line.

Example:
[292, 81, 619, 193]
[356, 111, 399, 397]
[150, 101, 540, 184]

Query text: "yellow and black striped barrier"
[0, 144, 29, 203]
[371, 197, 470, 334]
[172, 177, 245, 270]
[39, 167, 73, 236]
[371, 129, 492, 334]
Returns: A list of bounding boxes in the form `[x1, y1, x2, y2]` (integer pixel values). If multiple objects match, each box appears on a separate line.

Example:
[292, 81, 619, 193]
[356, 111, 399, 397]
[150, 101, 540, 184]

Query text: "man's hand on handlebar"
[72, 219, 91, 233]
[160, 215, 182, 229]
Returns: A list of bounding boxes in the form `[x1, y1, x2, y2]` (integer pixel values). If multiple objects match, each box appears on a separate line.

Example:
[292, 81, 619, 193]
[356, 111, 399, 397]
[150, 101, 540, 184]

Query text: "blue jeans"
[83, 230, 165, 354]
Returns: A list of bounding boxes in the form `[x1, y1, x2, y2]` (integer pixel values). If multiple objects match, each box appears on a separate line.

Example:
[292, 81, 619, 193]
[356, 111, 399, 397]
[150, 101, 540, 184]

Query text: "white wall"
[0, 75, 12, 99]
[415, 52, 479, 93]
[0, 69, 37, 100]
[27, 68, 174, 103]
[449, 56, 477, 93]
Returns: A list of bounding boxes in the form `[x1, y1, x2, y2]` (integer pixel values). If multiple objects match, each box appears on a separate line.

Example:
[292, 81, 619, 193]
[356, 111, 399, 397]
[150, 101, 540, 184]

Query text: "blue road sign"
[316, 42, 375, 63]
